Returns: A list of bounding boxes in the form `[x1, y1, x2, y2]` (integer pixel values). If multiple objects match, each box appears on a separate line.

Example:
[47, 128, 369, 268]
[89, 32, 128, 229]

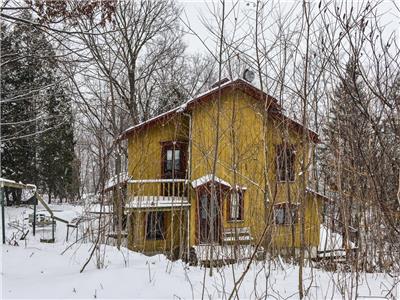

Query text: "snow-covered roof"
[0, 178, 17, 185]
[118, 77, 319, 143]
[104, 172, 131, 192]
[121, 79, 237, 137]
[118, 78, 277, 139]
[88, 204, 113, 214]
[318, 224, 356, 257]
[125, 196, 190, 209]
[0, 177, 36, 190]
[306, 187, 334, 202]
[191, 174, 232, 189]
[118, 82, 233, 140]
[279, 114, 319, 137]
[118, 106, 182, 139]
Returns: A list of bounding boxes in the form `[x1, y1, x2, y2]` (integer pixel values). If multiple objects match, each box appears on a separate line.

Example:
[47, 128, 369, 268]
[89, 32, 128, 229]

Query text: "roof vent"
[210, 77, 230, 89]
[243, 69, 255, 83]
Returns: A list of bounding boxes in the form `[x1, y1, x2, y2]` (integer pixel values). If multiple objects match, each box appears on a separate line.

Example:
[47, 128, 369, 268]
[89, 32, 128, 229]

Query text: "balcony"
[126, 179, 190, 210]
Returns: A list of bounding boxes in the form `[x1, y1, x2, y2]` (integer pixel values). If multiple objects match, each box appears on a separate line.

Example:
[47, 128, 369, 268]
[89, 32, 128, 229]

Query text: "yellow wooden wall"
[126, 87, 322, 253]
[270, 195, 324, 249]
[189, 88, 320, 248]
[127, 210, 186, 253]
[126, 114, 189, 252]
[127, 114, 189, 182]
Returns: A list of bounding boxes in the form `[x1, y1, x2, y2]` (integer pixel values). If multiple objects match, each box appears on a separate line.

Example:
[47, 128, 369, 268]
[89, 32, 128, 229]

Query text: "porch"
[125, 179, 190, 256]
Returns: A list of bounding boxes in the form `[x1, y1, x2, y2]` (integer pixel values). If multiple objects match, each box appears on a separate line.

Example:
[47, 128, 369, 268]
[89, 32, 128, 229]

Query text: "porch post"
[51, 216, 55, 241]
[187, 207, 190, 258]
[126, 212, 131, 248]
[33, 202, 36, 236]
[1, 186, 5, 244]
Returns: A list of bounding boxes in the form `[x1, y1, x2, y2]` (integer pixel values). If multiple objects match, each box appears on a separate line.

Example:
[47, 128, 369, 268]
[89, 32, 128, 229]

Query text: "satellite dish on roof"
[243, 69, 255, 83]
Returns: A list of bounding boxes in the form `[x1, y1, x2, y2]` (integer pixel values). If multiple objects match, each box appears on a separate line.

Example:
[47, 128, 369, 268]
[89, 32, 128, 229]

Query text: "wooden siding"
[126, 87, 322, 254]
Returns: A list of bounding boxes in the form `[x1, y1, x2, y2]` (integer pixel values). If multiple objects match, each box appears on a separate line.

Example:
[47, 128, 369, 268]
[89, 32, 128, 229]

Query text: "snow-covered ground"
[1, 205, 398, 299]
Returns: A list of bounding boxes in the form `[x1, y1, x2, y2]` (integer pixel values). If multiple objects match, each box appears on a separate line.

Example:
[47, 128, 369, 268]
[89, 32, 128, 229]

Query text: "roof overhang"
[0, 178, 36, 190]
[306, 187, 334, 203]
[191, 174, 232, 189]
[103, 172, 131, 193]
[118, 78, 319, 143]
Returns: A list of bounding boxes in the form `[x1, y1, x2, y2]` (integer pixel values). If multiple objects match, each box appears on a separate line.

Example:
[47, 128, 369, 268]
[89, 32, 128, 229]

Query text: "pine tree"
[1, 13, 55, 186]
[1, 12, 77, 203]
[39, 87, 77, 203]
[320, 57, 372, 248]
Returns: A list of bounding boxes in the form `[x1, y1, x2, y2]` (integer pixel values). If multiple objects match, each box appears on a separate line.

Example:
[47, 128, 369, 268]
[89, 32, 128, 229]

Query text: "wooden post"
[52, 217, 55, 241]
[66, 225, 69, 242]
[187, 207, 190, 260]
[1, 187, 5, 244]
[33, 203, 36, 236]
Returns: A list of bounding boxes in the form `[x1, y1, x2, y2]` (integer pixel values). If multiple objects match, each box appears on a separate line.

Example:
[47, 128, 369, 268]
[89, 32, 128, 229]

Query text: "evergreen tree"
[1, 13, 54, 185]
[320, 57, 372, 246]
[38, 87, 77, 203]
[1, 12, 77, 203]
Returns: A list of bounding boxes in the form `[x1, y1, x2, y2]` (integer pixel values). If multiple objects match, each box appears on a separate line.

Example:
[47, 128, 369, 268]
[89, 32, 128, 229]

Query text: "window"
[200, 194, 208, 220]
[165, 149, 180, 173]
[274, 207, 285, 225]
[146, 211, 165, 240]
[162, 141, 187, 179]
[276, 145, 296, 182]
[229, 190, 244, 221]
[274, 203, 298, 225]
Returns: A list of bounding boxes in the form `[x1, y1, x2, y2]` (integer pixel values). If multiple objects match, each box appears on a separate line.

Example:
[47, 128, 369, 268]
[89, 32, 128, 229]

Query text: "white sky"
[178, 0, 400, 55]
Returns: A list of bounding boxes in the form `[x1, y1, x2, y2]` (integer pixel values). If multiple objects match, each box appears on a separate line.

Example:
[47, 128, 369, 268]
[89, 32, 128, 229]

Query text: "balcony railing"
[128, 179, 188, 197]
[126, 179, 191, 211]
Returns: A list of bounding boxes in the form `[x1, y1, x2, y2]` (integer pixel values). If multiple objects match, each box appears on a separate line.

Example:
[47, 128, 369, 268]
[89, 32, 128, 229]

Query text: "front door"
[199, 190, 221, 243]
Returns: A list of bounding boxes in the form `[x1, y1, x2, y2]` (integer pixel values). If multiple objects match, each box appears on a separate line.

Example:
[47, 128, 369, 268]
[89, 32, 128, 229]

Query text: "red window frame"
[276, 144, 296, 182]
[273, 203, 298, 225]
[228, 188, 244, 221]
[161, 141, 187, 179]
[146, 211, 165, 240]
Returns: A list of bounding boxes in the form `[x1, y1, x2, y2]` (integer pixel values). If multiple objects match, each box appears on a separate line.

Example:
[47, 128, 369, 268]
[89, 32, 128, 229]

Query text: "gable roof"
[191, 174, 232, 189]
[306, 187, 334, 203]
[118, 78, 319, 143]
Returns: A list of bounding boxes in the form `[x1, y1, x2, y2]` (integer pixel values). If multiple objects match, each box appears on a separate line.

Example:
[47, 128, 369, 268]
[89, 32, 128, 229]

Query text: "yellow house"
[119, 78, 329, 260]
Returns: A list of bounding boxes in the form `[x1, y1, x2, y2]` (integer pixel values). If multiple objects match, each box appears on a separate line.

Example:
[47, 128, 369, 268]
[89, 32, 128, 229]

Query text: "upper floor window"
[276, 144, 296, 182]
[162, 141, 187, 179]
[229, 189, 244, 221]
[274, 203, 298, 225]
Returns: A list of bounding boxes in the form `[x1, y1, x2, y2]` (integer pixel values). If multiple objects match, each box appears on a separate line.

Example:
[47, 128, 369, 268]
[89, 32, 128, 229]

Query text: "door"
[198, 190, 221, 244]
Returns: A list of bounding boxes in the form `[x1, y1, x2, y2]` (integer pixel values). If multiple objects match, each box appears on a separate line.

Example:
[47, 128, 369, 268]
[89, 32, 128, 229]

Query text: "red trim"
[119, 108, 179, 140]
[276, 144, 296, 182]
[161, 141, 188, 179]
[273, 203, 299, 225]
[305, 188, 333, 202]
[270, 112, 319, 143]
[194, 182, 226, 244]
[195, 187, 199, 245]
[119, 78, 319, 143]
[227, 189, 245, 221]
[185, 79, 279, 112]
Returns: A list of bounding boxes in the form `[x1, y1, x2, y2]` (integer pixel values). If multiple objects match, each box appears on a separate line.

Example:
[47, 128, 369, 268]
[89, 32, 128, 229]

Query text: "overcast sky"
[178, 0, 400, 55]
